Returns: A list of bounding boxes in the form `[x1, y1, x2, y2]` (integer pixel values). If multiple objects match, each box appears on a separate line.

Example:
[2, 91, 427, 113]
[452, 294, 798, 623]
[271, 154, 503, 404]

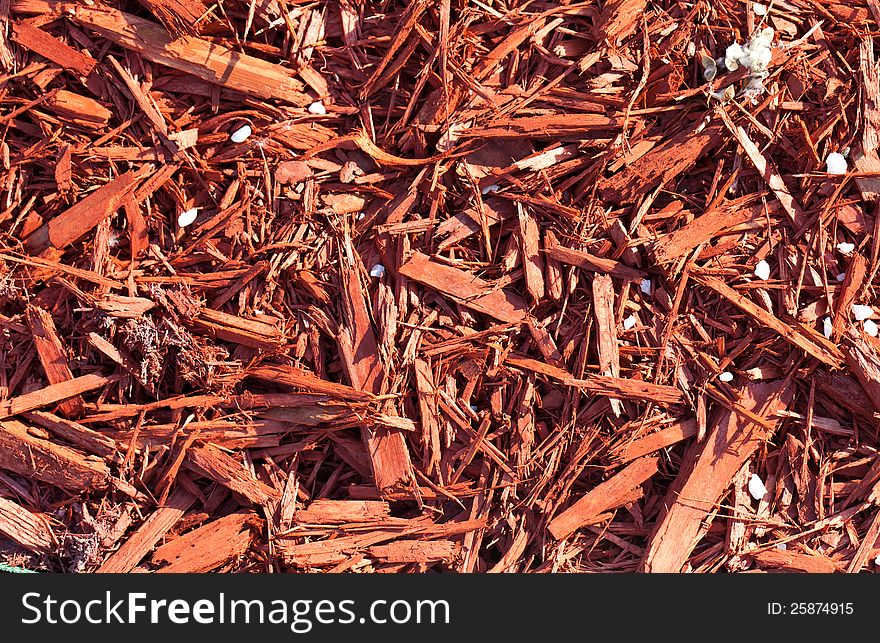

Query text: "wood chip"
[0, 418, 110, 491]
[151, 512, 261, 572]
[186, 443, 279, 505]
[0, 495, 56, 554]
[400, 251, 528, 323]
[548, 455, 659, 540]
[11, 20, 96, 76]
[98, 489, 195, 573]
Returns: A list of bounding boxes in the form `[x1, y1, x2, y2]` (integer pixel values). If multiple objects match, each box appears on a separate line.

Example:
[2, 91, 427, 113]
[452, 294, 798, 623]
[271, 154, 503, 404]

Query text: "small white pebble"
[357, 212, 365, 221]
[775, 542, 787, 551]
[754, 259, 771, 280]
[481, 183, 500, 195]
[875, 553, 880, 566]
[719, 371, 734, 383]
[177, 207, 198, 228]
[822, 316, 833, 339]
[837, 242, 855, 254]
[308, 101, 327, 115]
[640, 278, 652, 295]
[826, 152, 848, 175]
[753, 2, 767, 16]
[623, 314, 637, 330]
[469, 404, 478, 413]
[230, 124, 252, 143]
[748, 473, 767, 500]
[852, 304, 875, 321]
[865, 319, 879, 337]
[836, 273, 847, 282]
[369, 263, 385, 278]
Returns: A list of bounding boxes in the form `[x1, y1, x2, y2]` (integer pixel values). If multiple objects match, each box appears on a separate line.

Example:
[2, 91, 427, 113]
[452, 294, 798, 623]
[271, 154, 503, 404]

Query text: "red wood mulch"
[0, 0, 879, 573]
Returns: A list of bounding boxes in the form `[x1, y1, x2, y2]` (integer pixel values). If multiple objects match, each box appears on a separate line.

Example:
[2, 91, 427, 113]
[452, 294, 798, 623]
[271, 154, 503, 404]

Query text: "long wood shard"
[548, 455, 659, 540]
[642, 381, 792, 572]
[14, 1, 310, 104]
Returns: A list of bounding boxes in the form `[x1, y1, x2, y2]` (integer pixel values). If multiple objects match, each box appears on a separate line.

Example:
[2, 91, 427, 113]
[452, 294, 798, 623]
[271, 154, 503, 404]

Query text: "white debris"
[752, 26, 775, 50]
[719, 371, 734, 383]
[709, 85, 735, 103]
[875, 553, 880, 566]
[852, 304, 875, 321]
[742, 76, 766, 101]
[754, 259, 771, 280]
[308, 101, 327, 115]
[724, 27, 774, 76]
[748, 473, 767, 500]
[470, 404, 478, 413]
[640, 278, 652, 295]
[837, 273, 847, 282]
[822, 316, 833, 339]
[724, 43, 744, 71]
[754, 44, 772, 70]
[177, 207, 198, 228]
[369, 263, 386, 278]
[753, 3, 768, 16]
[865, 319, 879, 337]
[623, 314, 637, 330]
[826, 152, 848, 175]
[230, 124, 252, 143]
[775, 542, 787, 551]
[701, 54, 717, 82]
[837, 242, 855, 254]
[481, 183, 500, 195]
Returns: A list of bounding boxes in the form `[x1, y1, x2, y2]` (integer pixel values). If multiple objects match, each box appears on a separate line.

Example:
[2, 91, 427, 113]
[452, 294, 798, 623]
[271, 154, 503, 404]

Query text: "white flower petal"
[852, 304, 875, 321]
[826, 152, 848, 175]
[177, 208, 198, 228]
[230, 124, 252, 143]
[754, 259, 771, 280]
[748, 473, 767, 500]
